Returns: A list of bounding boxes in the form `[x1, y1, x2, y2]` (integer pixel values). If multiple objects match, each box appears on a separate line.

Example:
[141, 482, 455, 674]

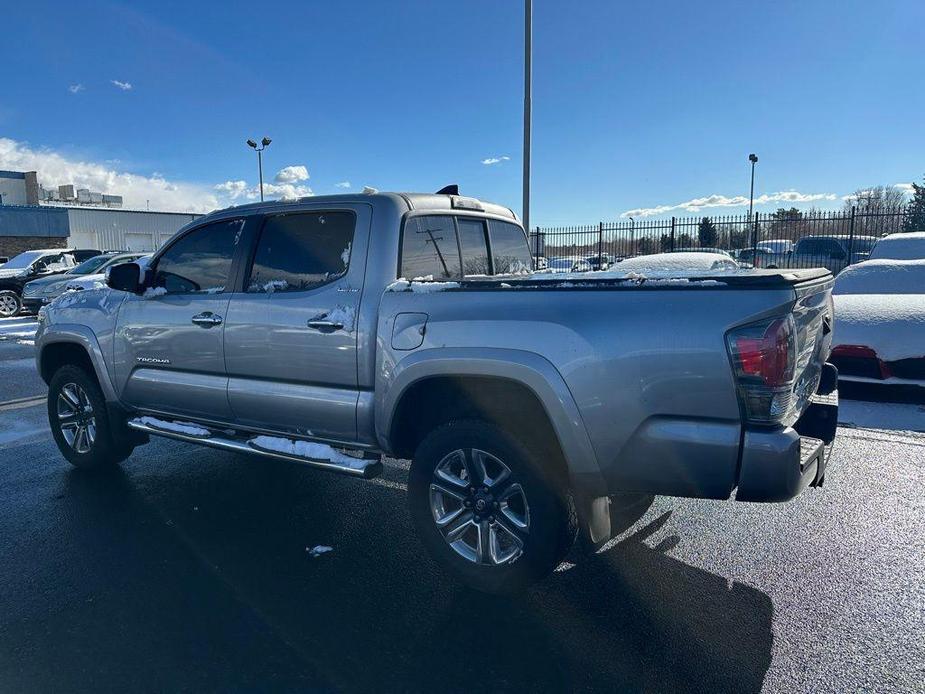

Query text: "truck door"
[222, 205, 371, 443]
[113, 218, 245, 420]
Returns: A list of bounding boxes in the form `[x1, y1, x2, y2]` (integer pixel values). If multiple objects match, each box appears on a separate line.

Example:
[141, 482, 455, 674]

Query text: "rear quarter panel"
[377, 284, 798, 498]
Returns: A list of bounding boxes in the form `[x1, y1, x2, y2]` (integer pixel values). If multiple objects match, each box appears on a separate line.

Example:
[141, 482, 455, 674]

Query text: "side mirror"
[107, 262, 143, 293]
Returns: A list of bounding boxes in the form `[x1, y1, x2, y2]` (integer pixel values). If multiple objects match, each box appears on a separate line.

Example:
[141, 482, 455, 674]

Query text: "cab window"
[153, 219, 243, 294]
[489, 220, 533, 273]
[457, 218, 491, 276]
[400, 216, 461, 280]
[246, 211, 356, 293]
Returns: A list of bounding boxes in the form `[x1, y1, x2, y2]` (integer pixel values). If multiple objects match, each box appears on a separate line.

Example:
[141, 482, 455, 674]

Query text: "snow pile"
[248, 435, 369, 470]
[142, 286, 168, 299]
[869, 232, 925, 261]
[323, 305, 356, 330]
[341, 242, 352, 268]
[134, 416, 211, 437]
[387, 278, 462, 293]
[833, 259, 925, 295]
[833, 294, 925, 361]
[306, 545, 333, 557]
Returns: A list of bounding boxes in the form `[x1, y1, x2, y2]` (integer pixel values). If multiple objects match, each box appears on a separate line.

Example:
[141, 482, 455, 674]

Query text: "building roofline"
[3, 202, 202, 217]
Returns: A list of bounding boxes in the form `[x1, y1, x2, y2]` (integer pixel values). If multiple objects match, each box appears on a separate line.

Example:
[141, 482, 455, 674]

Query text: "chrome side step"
[127, 417, 382, 479]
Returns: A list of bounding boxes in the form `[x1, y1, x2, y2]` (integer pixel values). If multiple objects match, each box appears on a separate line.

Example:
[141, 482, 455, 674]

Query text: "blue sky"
[1, 0, 922, 224]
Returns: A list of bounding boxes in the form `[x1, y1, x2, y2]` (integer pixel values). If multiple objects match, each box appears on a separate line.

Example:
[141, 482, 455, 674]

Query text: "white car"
[868, 232, 925, 260]
[65, 254, 152, 292]
[758, 239, 794, 255]
[544, 257, 592, 273]
[831, 259, 925, 388]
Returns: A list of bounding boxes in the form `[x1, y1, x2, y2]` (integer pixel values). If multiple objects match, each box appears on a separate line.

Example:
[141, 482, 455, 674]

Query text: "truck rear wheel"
[48, 365, 136, 470]
[408, 420, 575, 593]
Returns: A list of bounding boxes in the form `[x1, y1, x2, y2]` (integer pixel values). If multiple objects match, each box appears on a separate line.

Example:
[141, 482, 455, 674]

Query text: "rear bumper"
[735, 391, 837, 503]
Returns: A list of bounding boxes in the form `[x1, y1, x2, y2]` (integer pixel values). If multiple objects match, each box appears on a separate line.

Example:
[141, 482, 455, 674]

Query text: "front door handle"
[191, 311, 223, 327]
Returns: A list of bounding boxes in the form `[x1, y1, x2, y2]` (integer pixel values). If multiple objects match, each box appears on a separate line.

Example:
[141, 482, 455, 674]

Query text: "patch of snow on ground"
[135, 416, 210, 437]
[249, 435, 368, 470]
[306, 545, 333, 557]
[834, 259, 925, 295]
[833, 294, 925, 361]
[839, 399, 925, 433]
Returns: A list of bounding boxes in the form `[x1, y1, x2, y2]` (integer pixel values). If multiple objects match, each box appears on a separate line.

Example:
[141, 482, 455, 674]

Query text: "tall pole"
[747, 153, 758, 219]
[522, 0, 532, 235]
[258, 149, 265, 202]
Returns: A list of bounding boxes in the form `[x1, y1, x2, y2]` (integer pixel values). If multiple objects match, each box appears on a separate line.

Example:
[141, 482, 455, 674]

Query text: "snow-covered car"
[544, 256, 592, 273]
[830, 259, 925, 388]
[868, 231, 925, 261]
[21, 252, 147, 313]
[758, 239, 794, 255]
[615, 251, 740, 274]
[672, 247, 734, 258]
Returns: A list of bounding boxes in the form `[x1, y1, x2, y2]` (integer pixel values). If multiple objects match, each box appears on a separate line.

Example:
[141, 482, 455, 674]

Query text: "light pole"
[522, 0, 532, 236]
[747, 153, 758, 218]
[247, 137, 272, 201]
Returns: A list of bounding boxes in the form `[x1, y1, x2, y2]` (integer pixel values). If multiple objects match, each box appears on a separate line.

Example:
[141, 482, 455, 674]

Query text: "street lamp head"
[748, 153, 758, 163]
[246, 139, 257, 149]
[261, 137, 272, 147]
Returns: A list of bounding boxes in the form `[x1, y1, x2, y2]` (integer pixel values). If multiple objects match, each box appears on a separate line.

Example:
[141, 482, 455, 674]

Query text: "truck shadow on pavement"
[18, 449, 773, 693]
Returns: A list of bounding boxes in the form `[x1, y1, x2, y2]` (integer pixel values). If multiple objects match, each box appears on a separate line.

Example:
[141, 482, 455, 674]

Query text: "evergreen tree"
[902, 177, 925, 232]
[697, 217, 719, 247]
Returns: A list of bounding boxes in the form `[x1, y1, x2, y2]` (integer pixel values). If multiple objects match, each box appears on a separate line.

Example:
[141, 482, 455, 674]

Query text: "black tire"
[47, 364, 135, 470]
[0, 290, 21, 318]
[408, 420, 576, 593]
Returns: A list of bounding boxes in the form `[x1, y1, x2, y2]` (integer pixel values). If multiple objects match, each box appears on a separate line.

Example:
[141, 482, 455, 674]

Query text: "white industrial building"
[66, 207, 200, 251]
[0, 169, 202, 256]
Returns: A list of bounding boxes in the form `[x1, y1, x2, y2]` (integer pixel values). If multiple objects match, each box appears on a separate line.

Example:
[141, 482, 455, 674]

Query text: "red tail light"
[727, 317, 795, 387]
[726, 316, 798, 425]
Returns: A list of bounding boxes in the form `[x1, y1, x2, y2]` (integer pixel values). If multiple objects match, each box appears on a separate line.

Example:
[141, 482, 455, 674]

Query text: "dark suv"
[0, 249, 79, 317]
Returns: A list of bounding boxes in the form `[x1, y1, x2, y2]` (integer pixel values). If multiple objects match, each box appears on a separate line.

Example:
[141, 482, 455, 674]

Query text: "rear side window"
[457, 218, 491, 276]
[247, 211, 355, 293]
[400, 216, 460, 280]
[489, 220, 533, 273]
[154, 219, 243, 294]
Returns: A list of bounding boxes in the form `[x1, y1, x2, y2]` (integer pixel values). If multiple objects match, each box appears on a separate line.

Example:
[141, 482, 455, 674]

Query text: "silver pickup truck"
[35, 191, 839, 592]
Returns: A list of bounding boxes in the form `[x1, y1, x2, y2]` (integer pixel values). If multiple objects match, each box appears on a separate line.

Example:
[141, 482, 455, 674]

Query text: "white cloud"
[0, 137, 220, 213]
[621, 190, 839, 218]
[68, 84, 84, 94]
[893, 182, 915, 194]
[335, 181, 351, 189]
[274, 165, 309, 183]
[214, 178, 312, 202]
[111, 79, 133, 91]
[481, 155, 511, 166]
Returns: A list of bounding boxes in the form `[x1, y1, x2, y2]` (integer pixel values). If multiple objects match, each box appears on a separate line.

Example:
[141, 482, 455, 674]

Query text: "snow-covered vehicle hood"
[833, 293, 925, 361]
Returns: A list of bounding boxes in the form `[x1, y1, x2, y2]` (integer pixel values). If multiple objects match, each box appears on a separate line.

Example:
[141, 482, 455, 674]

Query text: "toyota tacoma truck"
[35, 191, 839, 592]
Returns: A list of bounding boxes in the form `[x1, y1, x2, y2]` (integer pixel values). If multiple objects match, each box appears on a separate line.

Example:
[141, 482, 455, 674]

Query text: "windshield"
[70, 254, 115, 275]
[2, 251, 44, 270]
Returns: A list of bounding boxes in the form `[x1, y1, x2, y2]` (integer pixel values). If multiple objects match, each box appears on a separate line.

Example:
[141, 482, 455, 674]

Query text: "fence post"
[751, 212, 760, 254]
[847, 206, 856, 267]
[670, 217, 676, 251]
[598, 222, 604, 266]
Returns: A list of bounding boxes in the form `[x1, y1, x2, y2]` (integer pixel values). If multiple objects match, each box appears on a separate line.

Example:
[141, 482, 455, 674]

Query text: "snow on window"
[341, 242, 352, 269]
[248, 435, 369, 470]
[306, 545, 333, 557]
[142, 286, 168, 299]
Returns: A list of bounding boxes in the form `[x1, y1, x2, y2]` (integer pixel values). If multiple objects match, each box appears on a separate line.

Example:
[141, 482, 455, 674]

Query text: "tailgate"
[789, 275, 835, 417]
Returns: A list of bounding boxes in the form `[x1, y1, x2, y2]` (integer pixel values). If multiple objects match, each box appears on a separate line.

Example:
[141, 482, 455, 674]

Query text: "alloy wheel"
[0, 294, 19, 318]
[56, 383, 97, 454]
[429, 448, 531, 565]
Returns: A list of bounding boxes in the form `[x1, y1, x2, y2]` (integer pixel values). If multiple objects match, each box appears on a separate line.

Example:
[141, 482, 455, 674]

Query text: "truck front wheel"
[408, 420, 575, 593]
[48, 365, 136, 470]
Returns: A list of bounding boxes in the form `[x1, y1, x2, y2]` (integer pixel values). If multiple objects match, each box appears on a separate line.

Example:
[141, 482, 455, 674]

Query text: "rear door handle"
[307, 319, 344, 330]
[191, 311, 223, 327]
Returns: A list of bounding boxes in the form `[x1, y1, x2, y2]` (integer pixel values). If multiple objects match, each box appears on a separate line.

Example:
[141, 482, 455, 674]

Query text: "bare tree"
[842, 185, 908, 213]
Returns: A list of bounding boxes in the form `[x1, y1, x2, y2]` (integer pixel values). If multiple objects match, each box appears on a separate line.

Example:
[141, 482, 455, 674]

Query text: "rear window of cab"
[400, 215, 532, 279]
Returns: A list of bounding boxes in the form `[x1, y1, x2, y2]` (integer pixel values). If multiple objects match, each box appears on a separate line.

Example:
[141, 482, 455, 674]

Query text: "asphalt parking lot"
[1, 317, 923, 692]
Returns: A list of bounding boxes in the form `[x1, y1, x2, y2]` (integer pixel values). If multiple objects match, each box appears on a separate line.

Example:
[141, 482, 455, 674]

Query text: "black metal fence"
[529, 206, 912, 271]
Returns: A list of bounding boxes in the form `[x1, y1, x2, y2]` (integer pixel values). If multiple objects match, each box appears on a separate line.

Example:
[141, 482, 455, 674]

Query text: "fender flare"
[377, 347, 607, 500]
[36, 324, 119, 403]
